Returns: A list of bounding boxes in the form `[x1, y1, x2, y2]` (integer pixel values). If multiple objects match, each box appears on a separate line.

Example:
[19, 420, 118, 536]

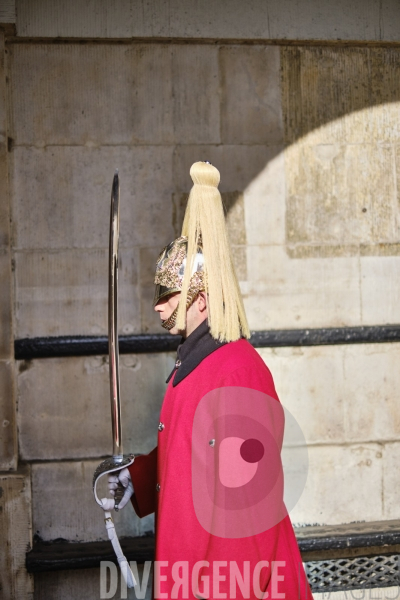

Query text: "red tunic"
[129, 338, 313, 599]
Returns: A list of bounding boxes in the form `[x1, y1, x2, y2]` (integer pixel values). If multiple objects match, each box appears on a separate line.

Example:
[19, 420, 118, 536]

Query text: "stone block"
[282, 47, 400, 145]
[9, 43, 173, 145]
[0, 32, 10, 249]
[220, 46, 283, 145]
[382, 442, 400, 520]
[141, 282, 163, 334]
[0, 360, 17, 470]
[258, 346, 345, 445]
[360, 256, 400, 325]
[341, 343, 400, 443]
[34, 565, 152, 600]
[15, 248, 140, 337]
[0, 142, 9, 249]
[0, 1, 16, 24]
[11, 146, 174, 250]
[139, 247, 163, 333]
[32, 461, 154, 542]
[245, 246, 361, 329]
[171, 45, 220, 144]
[284, 142, 397, 258]
[17, 353, 170, 460]
[244, 150, 286, 246]
[16, 0, 398, 42]
[0, 467, 34, 600]
[173, 144, 280, 194]
[260, 342, 400, 445]
[10, 43, 220, 146]
[0, 249, 12, 358]
[16, 0, 142, 38]
[288, 444, 383, 526]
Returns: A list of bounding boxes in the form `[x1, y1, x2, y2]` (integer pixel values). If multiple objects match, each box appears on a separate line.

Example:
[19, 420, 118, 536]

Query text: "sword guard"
[93, 454, 135, 508]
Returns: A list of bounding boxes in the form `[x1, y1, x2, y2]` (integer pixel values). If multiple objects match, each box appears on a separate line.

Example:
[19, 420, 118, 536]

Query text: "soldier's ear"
[197, 291, 208, 313]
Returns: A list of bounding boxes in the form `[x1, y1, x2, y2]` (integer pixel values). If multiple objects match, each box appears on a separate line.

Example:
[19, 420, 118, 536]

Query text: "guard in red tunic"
[109, 161, 313, 599]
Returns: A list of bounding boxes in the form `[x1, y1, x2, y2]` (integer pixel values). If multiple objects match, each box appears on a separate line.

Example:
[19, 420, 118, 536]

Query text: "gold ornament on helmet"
[153, 161, 250, 342]
[153, 237, 205, 331]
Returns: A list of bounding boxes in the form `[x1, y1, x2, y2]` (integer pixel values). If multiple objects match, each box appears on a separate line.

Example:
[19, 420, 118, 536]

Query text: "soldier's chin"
[161, 319, 182, 337]
[161, 318, 175, 332]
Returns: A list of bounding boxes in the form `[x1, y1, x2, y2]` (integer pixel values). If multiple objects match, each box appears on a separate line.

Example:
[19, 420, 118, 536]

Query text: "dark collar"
[166, 320, 226, 387]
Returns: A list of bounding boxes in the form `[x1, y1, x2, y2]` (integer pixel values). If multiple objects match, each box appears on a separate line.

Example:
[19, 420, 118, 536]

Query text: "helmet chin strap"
[161, 305, 179, 331]
[161, 290, 203, 331]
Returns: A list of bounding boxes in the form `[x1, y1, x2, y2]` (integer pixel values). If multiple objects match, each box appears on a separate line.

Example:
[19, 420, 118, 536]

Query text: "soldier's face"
[154, 291, 207, 337]
[154, 292, 181, 334]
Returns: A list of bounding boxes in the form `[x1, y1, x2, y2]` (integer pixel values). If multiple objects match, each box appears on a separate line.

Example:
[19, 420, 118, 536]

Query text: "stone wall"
[1, 1, 400, 598]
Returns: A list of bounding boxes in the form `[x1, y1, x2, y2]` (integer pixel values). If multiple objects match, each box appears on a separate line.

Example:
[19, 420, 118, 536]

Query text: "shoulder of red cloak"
[211, 339, 279, 402]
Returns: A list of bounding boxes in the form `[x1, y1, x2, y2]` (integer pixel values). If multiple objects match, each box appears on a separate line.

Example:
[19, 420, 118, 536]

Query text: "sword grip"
[114, 481, 125, 511]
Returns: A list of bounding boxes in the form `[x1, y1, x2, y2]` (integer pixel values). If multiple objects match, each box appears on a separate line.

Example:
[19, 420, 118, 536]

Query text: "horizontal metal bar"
[15, 334, 180, 360]
[14, 324, 400, 360]
[26, 534, 154, 573]
[296, 519, 400, 553]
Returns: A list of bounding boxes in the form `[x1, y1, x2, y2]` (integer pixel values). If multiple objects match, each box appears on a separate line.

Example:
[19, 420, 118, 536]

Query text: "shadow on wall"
[171, 46, 400, 276]
[9, 43, 400, 338]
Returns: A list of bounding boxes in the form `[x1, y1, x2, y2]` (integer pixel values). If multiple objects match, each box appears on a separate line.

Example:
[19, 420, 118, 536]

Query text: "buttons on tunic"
[156, 483, 161, 492]
[158, 422, 165, 432]
[209, 439, 215, 447]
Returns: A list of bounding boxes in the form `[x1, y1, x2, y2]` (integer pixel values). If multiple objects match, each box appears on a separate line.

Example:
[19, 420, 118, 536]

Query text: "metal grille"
[306, 554, 399, 593]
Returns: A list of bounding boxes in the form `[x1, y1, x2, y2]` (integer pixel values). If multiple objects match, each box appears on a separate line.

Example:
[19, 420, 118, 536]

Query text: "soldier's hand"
[107, 467, 134, 510]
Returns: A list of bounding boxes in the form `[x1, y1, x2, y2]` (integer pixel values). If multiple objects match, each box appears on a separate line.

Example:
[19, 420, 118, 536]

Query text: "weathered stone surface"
[10, 43, 219, 146]
[284, 143, 397, 257]
[171, 45, 220, 144]
[0, 249, 12, 358]
[0, 1, 15, 24]
[15, 248, 140, 337]
[17, 353, 170, 460]
[245, 246, 361, 329]
[220, 46, 283, 145]
[32, 461, 154, 542]
[173, 144, 280, 194]
[0, 32, 10, 250]
[281, 46, 400, 259]
[11, 146, 174, 250]
[288, 444, 383, 525]
[0, 360, 17, 470]
[259, 342, 400, 445]
[382, 442, 400, 520]
[360, 256, 400, 326]
[16, 0, 399, 42]
[139, 246, 164, 333]
[0, 467, 34, 600]
[342, 343, 400, 443]
[9, 44, 173, 146]
[34, 565, 152, 600]
[258, 347, 345, 445]
[282, 47, 400, 145]
[243, 150, 286, 246]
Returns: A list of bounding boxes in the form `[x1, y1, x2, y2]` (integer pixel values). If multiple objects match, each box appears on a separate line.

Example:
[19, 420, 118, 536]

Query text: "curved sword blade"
[109, 171, 123, 461]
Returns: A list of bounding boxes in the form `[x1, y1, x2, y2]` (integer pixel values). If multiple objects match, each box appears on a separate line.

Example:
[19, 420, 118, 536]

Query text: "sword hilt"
[114, 481, 126, 511]
[93, 454, 135, 508]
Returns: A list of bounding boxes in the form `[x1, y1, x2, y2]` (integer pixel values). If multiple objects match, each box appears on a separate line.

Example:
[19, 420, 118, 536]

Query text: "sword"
[93, 171, 136, 588]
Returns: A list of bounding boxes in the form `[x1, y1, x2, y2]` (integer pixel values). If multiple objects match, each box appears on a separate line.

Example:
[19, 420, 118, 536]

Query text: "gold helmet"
[153, 236, 205, 330]
[153, 161, 250, 342]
